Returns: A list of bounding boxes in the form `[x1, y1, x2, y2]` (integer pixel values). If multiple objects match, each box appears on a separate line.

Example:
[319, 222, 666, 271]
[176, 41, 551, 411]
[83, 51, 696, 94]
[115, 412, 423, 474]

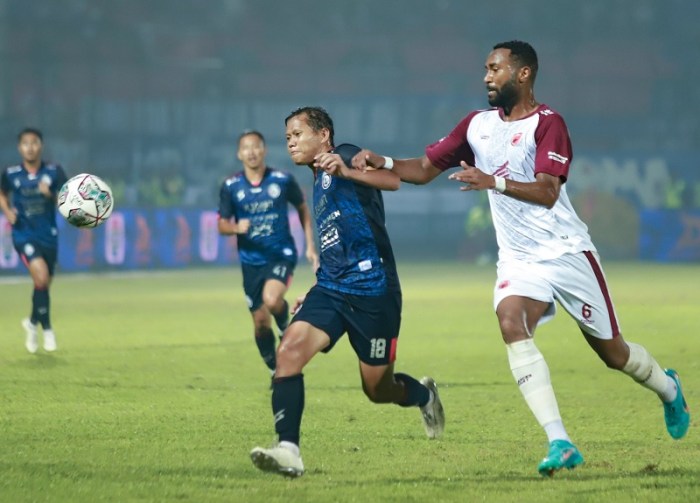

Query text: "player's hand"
[448, 162, 493, 191]
[306, 248, 319, 272]
[38, 176, 52, 197]
[290, 294, 306, 315]
[351, 149, 385, 172]
[313, 152, 350, 178]
[236, 218, 251, 234]
[4, 208, 18, 225]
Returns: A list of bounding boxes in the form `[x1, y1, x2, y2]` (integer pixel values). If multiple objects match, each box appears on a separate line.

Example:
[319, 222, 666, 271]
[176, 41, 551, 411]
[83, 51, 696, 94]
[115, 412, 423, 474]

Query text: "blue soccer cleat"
[537, 439, 584, 477]
[663, 369, 690, 440]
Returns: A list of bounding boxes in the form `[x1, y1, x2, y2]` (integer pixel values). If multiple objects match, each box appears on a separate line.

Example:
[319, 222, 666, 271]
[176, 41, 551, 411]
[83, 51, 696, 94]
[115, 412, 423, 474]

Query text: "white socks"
[622, 342, 677, 403]
[506, 339, 678, 445]
[507, 339, 569, 442]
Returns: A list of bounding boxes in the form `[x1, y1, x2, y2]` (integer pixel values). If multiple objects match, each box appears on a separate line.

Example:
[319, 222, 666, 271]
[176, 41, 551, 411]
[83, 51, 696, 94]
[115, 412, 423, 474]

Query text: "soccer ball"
[57, 173, 114, 228]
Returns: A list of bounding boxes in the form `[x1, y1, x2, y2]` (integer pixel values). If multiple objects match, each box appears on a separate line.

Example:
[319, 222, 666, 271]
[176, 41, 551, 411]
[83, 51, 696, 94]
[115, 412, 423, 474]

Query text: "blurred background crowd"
[1, 0, 698, 262]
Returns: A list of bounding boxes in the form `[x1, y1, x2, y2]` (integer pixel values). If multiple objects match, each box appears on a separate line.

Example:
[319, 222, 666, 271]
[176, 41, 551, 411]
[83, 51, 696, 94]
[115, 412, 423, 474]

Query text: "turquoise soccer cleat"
[537, 439, 584, 477]
[663, 369, 690, 440]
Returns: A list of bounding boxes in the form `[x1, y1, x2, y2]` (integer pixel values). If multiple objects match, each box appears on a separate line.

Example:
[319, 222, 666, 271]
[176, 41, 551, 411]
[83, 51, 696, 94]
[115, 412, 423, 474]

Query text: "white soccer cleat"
[250, 443, 304, 478]
[22, 318, 39, 354]
[419, 376, 445, 439]
[43, 329, 57, 352]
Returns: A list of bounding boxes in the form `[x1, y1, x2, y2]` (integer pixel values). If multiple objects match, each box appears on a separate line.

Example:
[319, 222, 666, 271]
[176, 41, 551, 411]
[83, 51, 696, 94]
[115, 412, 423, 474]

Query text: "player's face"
[484, 49, 519, 109]
[18, 133, 43, 164]
[285, 114, 330, 165]
[237, 134, 266, 170]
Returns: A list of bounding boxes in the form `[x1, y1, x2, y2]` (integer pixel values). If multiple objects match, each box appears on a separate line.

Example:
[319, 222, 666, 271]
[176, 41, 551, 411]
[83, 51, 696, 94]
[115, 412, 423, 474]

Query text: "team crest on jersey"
[267, 183, 281, 199]
[14, 178, 21, 188]
[236, 190, 245, 201]
[321, 172, 332, 190]
[511, 133, 522, 146]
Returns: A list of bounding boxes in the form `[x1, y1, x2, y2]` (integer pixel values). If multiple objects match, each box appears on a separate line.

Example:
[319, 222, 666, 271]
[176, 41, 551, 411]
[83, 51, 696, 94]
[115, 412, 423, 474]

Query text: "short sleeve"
[333, 143, 361, 168]
[0, 168, 9, 194]
[218, 179, 235, 219]
[534, 112, 573, 181]
[425, 111, 478, 171]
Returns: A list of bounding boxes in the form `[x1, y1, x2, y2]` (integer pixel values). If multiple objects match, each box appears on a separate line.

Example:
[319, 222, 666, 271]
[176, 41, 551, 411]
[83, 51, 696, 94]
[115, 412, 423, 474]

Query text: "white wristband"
[494, 175, 507, 193]
[382, 156, 394, 170]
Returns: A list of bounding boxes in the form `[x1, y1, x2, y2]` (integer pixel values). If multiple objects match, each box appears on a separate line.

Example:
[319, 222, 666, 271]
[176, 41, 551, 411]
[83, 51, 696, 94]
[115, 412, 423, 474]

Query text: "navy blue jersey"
[1, 162, 68, 248]
[314, 143, 400, 296]
[219, 167, 305, 266]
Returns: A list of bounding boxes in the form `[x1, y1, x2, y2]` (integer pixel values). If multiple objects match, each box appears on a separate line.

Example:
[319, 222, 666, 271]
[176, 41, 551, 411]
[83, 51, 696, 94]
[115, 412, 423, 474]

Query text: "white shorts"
[493, 251, 621, 339]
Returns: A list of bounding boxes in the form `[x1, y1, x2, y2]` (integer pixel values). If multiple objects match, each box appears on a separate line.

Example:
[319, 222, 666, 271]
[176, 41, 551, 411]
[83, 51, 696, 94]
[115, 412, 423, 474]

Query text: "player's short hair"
[285, 106, 335, 147]
[18, 127, 43, 143]
[493, 40, 538, 82]
[237, 130, 265, 147]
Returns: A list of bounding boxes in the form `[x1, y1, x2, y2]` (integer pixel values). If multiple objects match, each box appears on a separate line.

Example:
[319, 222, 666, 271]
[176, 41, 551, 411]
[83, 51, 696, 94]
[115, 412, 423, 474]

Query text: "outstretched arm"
[314, 152, 400, 191]
[351, 150, 442, 185]
[0, 190, 17, 225]
[448, 161, 562, 209]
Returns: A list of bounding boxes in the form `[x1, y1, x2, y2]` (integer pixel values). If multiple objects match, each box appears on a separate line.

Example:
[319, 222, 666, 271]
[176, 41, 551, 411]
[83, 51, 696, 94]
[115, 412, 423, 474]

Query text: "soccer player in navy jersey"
[352, 41, 689, 476]
[0, 128, 67, 353]
[218, 131, 318, 381]
[249, 107, 445, 478]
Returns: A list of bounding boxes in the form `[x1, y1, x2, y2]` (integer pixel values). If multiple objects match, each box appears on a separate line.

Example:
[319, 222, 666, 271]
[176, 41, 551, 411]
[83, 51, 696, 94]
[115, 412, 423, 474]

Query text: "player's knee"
[498, 315, 526, 342]
[30, 268, 50, 287]
[362, 381, 392, 404]
[33, 276, 50, 289]
[262, 292, 283, 310]
[276, 337, 305, 369]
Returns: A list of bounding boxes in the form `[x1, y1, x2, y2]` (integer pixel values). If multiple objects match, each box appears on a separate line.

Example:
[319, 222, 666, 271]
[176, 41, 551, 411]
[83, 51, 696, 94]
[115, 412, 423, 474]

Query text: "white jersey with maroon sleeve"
[426, 105, 595, 262]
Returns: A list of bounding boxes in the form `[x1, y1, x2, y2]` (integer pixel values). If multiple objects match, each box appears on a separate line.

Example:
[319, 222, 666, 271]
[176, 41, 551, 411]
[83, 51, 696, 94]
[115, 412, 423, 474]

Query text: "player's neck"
[501, 100, 539, 122]
[501, 91, 539, 122]
[23, 159, 41, 173]
[244, 166, 266, 184]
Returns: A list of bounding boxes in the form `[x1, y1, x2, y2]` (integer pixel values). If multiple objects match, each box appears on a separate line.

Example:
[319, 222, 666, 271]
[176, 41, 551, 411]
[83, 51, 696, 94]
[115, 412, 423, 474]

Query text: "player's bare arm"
[217, 217, 251, 235]
[0, 190, 17, 225]
[295, 201, 319, 270]
[449, 162, 561, 209]
[351, 150, 441, 185]
[314, 152, 400, 191]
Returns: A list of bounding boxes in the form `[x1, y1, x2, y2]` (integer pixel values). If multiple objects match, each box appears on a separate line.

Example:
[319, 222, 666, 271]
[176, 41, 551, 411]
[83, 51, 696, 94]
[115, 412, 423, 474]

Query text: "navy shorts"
[14, 240, 58, 276]
[241, 260, 295, 311]
[291, 284, 402, 366]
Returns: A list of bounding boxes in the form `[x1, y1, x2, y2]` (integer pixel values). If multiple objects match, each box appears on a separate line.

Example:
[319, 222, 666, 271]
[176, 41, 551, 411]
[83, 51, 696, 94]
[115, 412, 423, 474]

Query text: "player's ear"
[519, 65, 532, 84]
[321, 128, 331, 145]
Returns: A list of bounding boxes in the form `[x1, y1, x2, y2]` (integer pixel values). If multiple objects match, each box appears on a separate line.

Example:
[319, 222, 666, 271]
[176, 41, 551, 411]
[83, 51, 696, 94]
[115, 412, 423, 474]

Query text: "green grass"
[0, 262, 698, 502]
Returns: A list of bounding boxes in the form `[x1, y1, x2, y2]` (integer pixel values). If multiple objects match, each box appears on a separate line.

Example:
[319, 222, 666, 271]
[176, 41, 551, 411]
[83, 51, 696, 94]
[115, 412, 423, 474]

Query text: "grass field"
[0, 262, 698, 502]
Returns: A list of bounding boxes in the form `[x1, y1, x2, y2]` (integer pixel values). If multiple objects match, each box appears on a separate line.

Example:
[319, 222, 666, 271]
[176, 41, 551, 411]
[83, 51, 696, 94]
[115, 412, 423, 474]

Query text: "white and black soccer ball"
[57, 173, 114, 228]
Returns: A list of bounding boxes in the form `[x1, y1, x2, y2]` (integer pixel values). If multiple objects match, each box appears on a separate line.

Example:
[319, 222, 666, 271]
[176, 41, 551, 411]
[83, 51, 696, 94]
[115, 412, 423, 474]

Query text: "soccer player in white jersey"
[352, 40, 689, 477]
